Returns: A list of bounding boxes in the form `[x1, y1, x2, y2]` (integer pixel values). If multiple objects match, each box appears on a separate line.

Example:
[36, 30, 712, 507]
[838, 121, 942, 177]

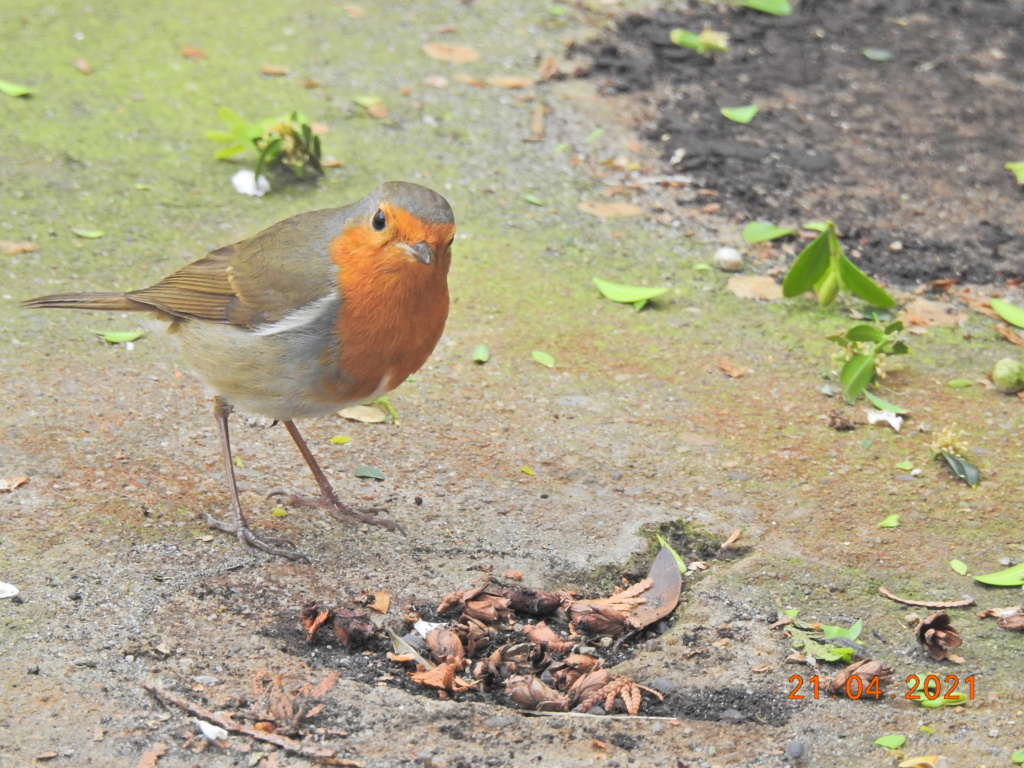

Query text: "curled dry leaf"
[74, 59, 91, 74]
[717, 356, 746, 378]
[425, 628, 466, 668]
[505, 675, 569, 712]
[180, 45, 207, 60]
[726, 275, 783, 301]
[422, 42, 481, 64]
[898, 297, 968, 328]
[260, 64, 291, 76]
[330, 609, 379, 648]
[622, 546, 683, 631]
[521, 621, 575, 654]
[495, 585, 564, 616]
[567, 668, 613, 708]
[977, 605, 1024, 631]
[300, 601, 331, 643]
[438, 584, 514, 623]
[453, 616, 495, 655]
[485, 76, 534, 89]
[0, 240, 38, 254]
[0, 476, 29, 492]
[424, 75, 449, 89]
[537, 56, 560, 81]
[410, 661, 477, 692]
[827, 410, 856, 431]
[916, 612, 963, 662]
[878, 587, 975, 609]
[549, 654, 603, 689]
[827, 659, 894, 696]
[503, 570, 524, 581]
[577, 200, 644, 218]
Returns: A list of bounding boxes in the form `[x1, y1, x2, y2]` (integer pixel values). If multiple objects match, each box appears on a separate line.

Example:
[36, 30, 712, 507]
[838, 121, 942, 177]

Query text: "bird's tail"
[22, 292, 143, 312]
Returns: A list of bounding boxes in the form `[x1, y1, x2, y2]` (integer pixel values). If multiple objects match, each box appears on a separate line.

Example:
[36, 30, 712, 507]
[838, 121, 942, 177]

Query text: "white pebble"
[713, 246, 744, 272]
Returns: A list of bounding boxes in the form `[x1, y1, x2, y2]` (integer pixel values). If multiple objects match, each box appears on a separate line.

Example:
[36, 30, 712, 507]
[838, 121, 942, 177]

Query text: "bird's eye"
[372, 209, 386, 231]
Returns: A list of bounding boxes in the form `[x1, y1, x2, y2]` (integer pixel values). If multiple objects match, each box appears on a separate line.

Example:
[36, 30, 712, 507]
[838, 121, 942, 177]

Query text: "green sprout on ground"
[827, 320, 910, 402]
[1006, 161, 1024, 185]
[670, 26, 729, 56]
[733, 0, 792, 15]
[782, 221, 894, 308]
[207, 108, 322, 180]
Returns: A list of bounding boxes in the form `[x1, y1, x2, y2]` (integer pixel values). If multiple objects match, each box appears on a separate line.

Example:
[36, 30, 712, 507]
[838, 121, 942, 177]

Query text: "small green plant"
[782, 221, 895, 308]
[827, 320, 910, 402]
[1006, 161, 1024, 185]
[733, 0, 792, 15]
[207, 108, 322, 180]
[670, 26, 729, 56]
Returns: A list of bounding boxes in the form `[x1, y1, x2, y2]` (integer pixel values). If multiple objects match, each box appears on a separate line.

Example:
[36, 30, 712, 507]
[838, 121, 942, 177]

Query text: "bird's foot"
[202, 512, 311, 562]
[266, 490, 405, 534]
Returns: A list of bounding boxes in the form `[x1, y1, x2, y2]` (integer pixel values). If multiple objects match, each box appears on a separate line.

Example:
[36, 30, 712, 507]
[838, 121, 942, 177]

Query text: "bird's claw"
[201, 512, 311, 562]
[266, 490, 404, 534]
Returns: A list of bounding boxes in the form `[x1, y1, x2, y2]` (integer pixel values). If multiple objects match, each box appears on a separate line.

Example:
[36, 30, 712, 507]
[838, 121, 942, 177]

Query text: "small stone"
[648, 677, 678, 696]
[26, 665, 40, 675]
[713, 246, 744, 272]
[785, 740, 806, 760]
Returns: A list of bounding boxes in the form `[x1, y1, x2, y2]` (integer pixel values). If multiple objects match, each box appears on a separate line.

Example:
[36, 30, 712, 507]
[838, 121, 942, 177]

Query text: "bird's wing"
[126, 206, 361, 328]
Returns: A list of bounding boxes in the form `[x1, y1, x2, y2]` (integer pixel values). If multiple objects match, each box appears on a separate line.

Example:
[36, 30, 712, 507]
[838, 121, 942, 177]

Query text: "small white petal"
[195, 718, 229, 741]
[231, 170, 271, 197]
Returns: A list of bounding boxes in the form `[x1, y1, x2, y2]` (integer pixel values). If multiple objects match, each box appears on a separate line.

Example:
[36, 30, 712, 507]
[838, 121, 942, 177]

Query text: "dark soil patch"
[577, 0, 1024, 285]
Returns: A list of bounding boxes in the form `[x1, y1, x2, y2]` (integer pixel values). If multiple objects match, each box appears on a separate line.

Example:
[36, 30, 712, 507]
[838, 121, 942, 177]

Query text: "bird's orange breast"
[323, 216, 452, 404]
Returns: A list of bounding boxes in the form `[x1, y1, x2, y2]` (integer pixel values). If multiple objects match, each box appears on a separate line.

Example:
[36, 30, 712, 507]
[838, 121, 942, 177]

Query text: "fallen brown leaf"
[260, 64, 290, 76]
[537, 56, 560, 81]
[0, 240, 38, 254]
[424, 75, 449, 89]
[452, 73, 485, 87]
[504, 570, 524, 581]
[300, 601, 331, 643]
[899, 298, 968, 328]
[343, 4, 365, 17]
[524, 103, 546, 142]
[827, 410, 856, 431]
[994, 324, 1024, 347]
[717, 356, 746, 378]
[977, 605, 1024, 631]
[726, 275, 783, 301]
[485, 76, 534, 89]
[505, 675, 569, 711]
[0, 476, 29, 492]
[133, 743, 167, 768]
[425, 628, 466, 667]
[423, 42, 481, 64]
[827, 659, 894, 696]
[180, 45, 207, 60]
[577, 200, 643, 218]
[74, 58, 91, 74]
[521, 621, 575, 654]
[410, 661, 477, 692]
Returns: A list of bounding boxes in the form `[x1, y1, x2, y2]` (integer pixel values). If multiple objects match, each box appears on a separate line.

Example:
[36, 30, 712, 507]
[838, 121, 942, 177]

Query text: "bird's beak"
[399, 241, 433, 265]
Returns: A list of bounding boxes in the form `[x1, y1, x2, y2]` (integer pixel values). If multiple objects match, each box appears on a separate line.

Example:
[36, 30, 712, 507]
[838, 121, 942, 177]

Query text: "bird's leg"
[267, 420, 404, 534]
[202, 396, 310, 561]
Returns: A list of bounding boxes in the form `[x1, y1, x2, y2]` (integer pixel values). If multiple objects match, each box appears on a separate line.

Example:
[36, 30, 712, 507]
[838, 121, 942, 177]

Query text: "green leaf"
[973, 562, 1024, 587]
[1012, 749, 1024, 764]
[90, 329, 144, 344]
[802, 221, 830, 232]
[845, 324, 887, 343]
[837, 253, 895, 308]
[0, 78, 33, 97]
[472, 344, 490, 363]
[593, 277, 669, 307]
[353, 94, 383, 109]
[873, 734, 906, 749]
[721, 104, 759, 124]
[919, 692, 967, 708]
[270, 507, 288, 517]
[1007, 162, 1024, 185]
[839, 353, 877, 402]
[584, 128, 604, 143]
[865, 391, 908, 414]
[669, 28, 701, 51]
[521, 465, 535, 476]
[820, 618, 862, 641]
[990, 298, 1024, 329]
[878, 514, 900, 528]
[949, 559, 968, 576]
[742, 221, 795, 243]
[354, 465, 385, 481]
[654, 534, 687, 573]
[862, 48, 894, 62]
[947, 379, 973, 388]
[733, 0, 792, 15]
[782, 230, 831, 297]
[532, 350, 555, 368]
[896, 460, 914, 471]
[522, 193, 544, 206]
[692, 262, 712, 270]
[71, 227, 105, 239]
[939, 451, 980, 487]
[329, 435, 351, 445]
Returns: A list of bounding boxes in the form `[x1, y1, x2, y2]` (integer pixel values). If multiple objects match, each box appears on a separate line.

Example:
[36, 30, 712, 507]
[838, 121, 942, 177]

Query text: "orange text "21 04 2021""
[788, 674, 976, 701]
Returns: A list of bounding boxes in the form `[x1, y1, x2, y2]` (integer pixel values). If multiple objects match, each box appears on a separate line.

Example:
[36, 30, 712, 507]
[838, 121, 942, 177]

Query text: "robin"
[24, 181, 455, 562]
